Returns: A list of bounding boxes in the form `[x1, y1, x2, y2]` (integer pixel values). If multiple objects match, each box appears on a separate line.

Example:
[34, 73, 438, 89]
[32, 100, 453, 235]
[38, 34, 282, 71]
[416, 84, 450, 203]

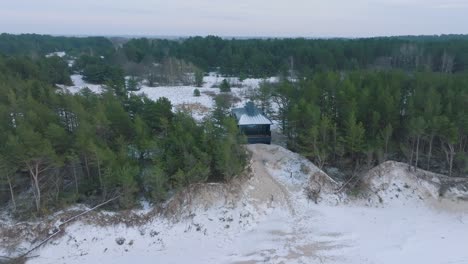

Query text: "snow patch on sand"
[358, 161, 468, 208]
[3, 145, 467, 264]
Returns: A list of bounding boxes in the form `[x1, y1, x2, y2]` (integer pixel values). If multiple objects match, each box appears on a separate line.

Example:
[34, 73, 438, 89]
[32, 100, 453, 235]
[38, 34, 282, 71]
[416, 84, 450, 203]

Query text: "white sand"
[7, 145, 466, 264]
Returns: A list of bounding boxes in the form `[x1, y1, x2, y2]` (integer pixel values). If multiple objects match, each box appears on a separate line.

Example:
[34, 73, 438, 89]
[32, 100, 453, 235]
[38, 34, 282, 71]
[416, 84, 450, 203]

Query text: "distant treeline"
[2, 34, 468, 77]
[121, 36, 468, 76]
[0, 33, 113, 57]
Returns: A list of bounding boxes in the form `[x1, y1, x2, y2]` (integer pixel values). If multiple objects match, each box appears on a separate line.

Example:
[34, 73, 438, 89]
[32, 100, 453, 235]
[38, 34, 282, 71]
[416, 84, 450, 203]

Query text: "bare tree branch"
[18, 194, 121, 260]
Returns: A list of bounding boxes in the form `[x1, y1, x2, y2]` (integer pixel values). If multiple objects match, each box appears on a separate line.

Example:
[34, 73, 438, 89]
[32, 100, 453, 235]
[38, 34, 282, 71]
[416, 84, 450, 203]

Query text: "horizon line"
[2, 32, 468, 40]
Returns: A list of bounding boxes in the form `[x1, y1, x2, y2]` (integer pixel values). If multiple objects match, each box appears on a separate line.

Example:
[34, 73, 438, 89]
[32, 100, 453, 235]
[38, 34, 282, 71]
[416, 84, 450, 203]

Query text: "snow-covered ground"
[6, 145, 466, 264]
[46, 51, 66, 58]
[58, 73, 277, 120]
[134, 73, 278, 120]
[135, 84, 216, 112]
[58, 75, 104, 94]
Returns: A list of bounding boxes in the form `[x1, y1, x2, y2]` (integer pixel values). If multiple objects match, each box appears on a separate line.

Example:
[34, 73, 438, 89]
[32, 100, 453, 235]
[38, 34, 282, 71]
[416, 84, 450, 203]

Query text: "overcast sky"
[1, 0, 467, 37]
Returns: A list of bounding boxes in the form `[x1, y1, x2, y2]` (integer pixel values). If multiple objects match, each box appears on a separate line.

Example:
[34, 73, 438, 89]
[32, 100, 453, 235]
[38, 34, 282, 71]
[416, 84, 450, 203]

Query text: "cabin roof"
[232, 103, 272, 126]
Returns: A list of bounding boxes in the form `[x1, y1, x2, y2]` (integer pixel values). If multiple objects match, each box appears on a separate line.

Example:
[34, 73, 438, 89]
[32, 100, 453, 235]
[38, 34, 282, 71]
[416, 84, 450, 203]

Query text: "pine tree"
[127, 76, 141, 91]
[408, 117, 426, 170]
[213, 118, 246, 180]
[195, 70, 204, 87]
[220, 79, 231, 92]
[142, 165, 168, 201]
[343, 111, 365, 162]
[381, 124, 393, 160]
[436, 117, 458, 177]
[0, 154, 18, 211]
[255, 81, 273, 115]
[8, 125, 58, 212]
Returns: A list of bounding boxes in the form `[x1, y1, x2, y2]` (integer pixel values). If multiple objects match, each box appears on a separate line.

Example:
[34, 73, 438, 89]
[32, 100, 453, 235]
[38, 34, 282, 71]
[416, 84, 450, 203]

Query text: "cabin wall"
[239, 124, 271, 144]
[239, 124, 270, 136]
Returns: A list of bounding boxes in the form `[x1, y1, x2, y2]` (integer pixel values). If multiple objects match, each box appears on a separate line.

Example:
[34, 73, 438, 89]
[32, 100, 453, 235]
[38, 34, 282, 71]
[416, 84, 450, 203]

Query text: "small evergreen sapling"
[195, 70, 204, 87]
[220, 79, 231, 92]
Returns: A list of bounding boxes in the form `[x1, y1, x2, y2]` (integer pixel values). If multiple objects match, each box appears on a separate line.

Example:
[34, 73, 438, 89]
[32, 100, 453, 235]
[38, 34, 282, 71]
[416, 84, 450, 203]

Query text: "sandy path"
[235, 145, 350, 263]
[248, 146, 296, 215]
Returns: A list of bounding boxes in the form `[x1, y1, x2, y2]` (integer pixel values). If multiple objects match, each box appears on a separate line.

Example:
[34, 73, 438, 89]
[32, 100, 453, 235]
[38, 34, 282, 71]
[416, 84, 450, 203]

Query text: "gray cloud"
[0, 0, 466, 37]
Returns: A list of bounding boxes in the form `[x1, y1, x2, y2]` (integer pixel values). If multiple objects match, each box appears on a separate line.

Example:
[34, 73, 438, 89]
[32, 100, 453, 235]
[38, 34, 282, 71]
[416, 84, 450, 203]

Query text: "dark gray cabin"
[231, 102, 272, 144]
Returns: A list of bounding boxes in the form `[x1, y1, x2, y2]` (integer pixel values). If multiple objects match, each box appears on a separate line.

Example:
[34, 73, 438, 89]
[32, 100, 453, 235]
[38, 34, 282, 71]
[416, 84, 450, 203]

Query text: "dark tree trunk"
[409, 139, 415, 171]
[7, 174, 15, 211]
[27, 162, 42, 212]
[415, 135, 420, 171]
[96, 155, 105, 199]
[448, 143, 455, 177]
[426, 134, 434, 170]
[83, 154, 91, 178]
[72, 163, 79, 194]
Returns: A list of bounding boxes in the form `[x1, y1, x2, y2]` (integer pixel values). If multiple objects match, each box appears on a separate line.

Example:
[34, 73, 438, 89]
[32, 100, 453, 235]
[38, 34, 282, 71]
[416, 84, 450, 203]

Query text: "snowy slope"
[4, 145, 466, 264]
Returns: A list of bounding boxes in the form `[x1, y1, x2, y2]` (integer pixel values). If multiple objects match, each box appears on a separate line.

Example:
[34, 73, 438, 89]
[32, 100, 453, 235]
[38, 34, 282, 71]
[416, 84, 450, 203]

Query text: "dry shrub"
[175, 103, 210, 114]
[300, 163, 311, 174]
[202, 90, 217, 98]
